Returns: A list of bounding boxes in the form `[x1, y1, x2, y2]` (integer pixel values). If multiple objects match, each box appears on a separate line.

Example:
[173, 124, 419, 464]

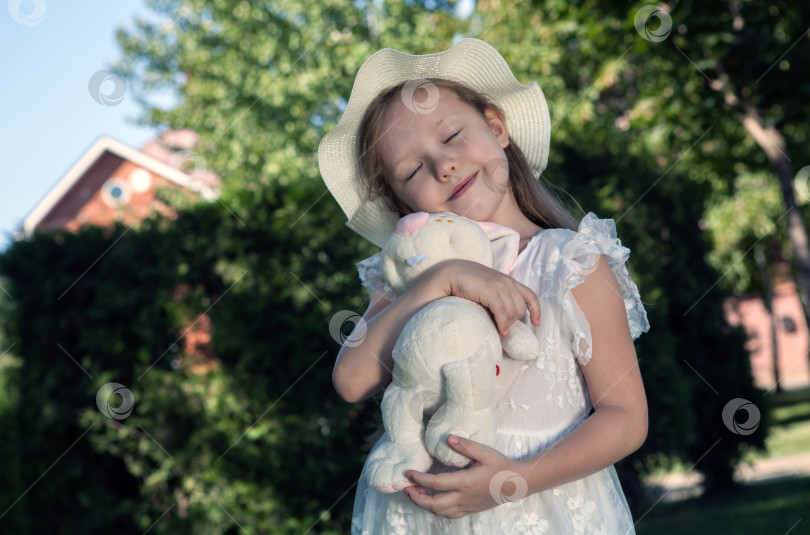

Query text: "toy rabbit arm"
[333, 258, 540, 402]
[333, 262, 451, 403]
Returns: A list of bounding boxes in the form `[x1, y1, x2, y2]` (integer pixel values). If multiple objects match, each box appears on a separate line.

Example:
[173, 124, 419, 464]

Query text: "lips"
[448, 172, 477, 200]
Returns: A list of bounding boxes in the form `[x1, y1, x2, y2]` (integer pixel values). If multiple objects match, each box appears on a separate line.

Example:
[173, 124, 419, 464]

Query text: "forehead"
[377, 87, 479, 163]
[383, 86, 474, 129]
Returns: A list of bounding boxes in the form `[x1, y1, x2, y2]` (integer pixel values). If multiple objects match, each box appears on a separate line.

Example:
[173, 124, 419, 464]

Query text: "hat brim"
[318, 38, 550, 247]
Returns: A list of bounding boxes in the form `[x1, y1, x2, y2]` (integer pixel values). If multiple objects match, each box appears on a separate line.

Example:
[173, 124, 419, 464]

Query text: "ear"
[484, 107, 509, 149]
[476, 221, 520, 274]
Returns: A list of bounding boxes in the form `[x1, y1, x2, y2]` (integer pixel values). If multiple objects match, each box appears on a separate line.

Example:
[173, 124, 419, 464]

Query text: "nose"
[437, 160, 457, 182]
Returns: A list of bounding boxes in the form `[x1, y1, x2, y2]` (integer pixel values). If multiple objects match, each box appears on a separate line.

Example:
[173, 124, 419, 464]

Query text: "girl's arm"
[514, 256, 647, 492]
[403, 256, 647, 518]
[333, 259, 542, 403]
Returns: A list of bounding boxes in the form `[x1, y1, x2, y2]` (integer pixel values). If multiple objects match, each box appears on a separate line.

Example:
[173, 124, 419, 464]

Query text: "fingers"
[488, 294, 517, 335]
[403, 435, 505, 519]
[404, 436, 492, 490]
[406, 470, 453, 492]
[404, 485, 457, 515]
[403, 473, 461, 518]
[488, 280, 540, 334]
[518, 282, 542, 326]
[447, 433, 497, 466]
[447, 261, 540, 332]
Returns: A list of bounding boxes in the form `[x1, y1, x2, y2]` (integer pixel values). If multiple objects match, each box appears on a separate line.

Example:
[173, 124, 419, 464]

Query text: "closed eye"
[406, 164, 422, 181]
[444, 131, 460, 143]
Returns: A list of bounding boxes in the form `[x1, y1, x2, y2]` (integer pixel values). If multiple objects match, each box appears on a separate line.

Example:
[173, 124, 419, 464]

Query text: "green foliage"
[705, 172, 788, 294]
[1, 0, 797, 531]
[0, 188, 380, 533]
[476, 0, 771, 498]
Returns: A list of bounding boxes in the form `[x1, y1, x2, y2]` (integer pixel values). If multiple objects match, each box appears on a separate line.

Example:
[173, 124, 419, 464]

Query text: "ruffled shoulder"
[356, 252, 397, 301]
[558, 213, 649, 365]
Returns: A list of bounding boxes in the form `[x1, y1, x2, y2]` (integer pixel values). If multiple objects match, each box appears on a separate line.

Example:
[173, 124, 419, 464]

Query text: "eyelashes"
[406, 164, 421, 181]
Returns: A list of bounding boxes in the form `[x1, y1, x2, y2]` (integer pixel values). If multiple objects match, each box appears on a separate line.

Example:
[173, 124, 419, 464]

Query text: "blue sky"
[0, 1, 477, 252]
[0, 0, 156, 251]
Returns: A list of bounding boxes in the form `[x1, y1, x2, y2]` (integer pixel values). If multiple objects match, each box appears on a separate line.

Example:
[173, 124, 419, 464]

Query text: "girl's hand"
[403, 434, 523, 519]
[438, 259, 541, 335]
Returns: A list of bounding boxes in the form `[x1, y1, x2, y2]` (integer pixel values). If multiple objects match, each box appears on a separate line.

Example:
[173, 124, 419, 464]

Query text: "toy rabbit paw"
[364, 432, 433, 493]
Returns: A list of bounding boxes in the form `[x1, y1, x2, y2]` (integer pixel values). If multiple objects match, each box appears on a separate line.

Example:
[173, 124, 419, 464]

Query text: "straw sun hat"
[318, 38, 551, 247]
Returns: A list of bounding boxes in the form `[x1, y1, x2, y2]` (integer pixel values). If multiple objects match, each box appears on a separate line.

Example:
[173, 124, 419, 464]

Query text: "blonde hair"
[357, 78, 579, 231]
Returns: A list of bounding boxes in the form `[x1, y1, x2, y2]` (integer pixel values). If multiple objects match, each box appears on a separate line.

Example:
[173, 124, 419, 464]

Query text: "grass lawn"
[635, 476, 808, 535]
[646, 388, 810, 478]
[637, 388, 810, 534]
[746, 388, 810, 461]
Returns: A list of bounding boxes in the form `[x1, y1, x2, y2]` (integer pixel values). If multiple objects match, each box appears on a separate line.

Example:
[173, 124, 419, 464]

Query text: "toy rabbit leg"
[501, 321, 541, 361]
[425, 345, 499, 467]
[364, 383, 434, 493]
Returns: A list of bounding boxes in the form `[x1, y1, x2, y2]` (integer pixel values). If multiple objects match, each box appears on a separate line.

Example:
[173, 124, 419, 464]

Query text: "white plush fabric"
[364, 213, 541, 492]
[351, 213, 649, 534]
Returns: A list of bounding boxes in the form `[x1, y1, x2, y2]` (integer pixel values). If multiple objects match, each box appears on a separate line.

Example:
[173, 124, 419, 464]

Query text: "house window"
[129, 168, 152, 193]
[101, 178, 132, 207]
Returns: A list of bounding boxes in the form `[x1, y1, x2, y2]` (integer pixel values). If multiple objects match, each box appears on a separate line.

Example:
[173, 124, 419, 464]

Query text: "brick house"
[725, 281, 810, 391]
[21, 130, 219, 235]
[20, 130, 221, 373]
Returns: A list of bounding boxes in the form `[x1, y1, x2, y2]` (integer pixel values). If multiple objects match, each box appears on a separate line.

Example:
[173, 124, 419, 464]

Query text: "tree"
[0, 1, 787, 532]
[472, 0, 770, 497]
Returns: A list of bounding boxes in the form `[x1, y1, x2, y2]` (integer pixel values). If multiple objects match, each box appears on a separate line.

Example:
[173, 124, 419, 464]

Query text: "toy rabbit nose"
[395, 212, 430, 236]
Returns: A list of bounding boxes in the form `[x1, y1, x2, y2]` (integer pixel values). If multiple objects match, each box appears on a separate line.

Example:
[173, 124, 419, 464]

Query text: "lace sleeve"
[356, 252, 398, 301]
[559, 213, 650, 365]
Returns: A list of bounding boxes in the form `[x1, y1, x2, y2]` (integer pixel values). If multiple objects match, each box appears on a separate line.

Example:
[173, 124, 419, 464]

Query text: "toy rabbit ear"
[476, 221, 520, 274]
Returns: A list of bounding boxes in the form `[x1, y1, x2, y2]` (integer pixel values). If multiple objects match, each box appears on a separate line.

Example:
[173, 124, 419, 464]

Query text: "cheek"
[407, 190, 431, 211]
[391, 183, 420, 211]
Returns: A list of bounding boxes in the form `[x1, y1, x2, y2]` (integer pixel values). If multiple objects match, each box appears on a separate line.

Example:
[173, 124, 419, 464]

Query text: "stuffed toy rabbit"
[365, 211, 540, 493]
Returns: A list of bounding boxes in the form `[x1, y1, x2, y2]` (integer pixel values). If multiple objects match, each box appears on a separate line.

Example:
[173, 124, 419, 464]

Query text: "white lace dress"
[351, 213, 650, 535]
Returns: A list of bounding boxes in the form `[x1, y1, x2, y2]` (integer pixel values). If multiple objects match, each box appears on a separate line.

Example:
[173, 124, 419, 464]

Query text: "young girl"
[319, 38, 650, 534]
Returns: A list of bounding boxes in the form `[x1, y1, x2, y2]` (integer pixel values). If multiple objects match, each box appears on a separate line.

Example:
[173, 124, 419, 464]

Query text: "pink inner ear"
[395, 212, 430, 236]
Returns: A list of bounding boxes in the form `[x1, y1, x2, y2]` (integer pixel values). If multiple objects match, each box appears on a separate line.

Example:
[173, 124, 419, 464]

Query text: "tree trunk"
[741, 111, 810, 377]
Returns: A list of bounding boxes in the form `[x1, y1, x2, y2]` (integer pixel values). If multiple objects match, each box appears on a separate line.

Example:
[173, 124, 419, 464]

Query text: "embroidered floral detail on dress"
[530, 251, 552, 296]
[524, 513, 550, 533]
[351, 513, 364, 534]
[534, 325, 556, 369]
[356, 252, 398, 301]
[563, 487, 601, 535]
[505, 398, 532, 410]
[514, 438, 529, 458]
[384, 502, 408, 535]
